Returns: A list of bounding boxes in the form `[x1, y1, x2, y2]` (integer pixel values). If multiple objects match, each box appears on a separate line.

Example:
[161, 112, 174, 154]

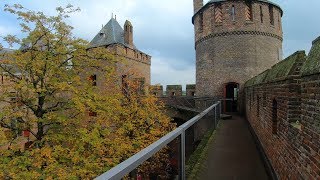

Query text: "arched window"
[231, 5, 235, 21]
[199, 12, 204, 32]
[272, 99, 278, 134]
[269, 5, 274, 25]
[260, 6, 263, 23]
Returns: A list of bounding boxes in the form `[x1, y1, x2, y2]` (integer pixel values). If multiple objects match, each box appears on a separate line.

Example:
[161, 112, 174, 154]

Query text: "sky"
[0, 0, 320, 90]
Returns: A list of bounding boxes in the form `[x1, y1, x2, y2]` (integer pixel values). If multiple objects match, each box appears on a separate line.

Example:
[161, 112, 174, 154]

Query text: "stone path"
[198, 114, 270, 180]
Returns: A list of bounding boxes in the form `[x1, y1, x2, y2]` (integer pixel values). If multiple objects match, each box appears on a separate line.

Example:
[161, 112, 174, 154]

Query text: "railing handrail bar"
[95, 101, 221, 180]
[179, 102, 218, 131]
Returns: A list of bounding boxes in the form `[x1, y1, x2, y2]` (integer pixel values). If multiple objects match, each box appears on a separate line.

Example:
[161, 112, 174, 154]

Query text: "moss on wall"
[167, 85, 182, 90]
[186, 84, 196, 89]
[244, 51, 306, 87]
[264, 51, 305, 82]
[302, 36, 320, 76]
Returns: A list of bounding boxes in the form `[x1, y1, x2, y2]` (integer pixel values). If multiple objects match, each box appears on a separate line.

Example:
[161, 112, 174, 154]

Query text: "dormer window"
[99, 32, 105, 38]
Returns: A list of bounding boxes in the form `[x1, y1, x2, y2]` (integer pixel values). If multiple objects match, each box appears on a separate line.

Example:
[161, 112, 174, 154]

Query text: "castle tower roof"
[89, 17, 136, 49]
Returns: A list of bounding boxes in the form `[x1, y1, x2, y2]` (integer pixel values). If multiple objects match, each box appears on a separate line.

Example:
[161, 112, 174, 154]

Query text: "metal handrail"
[95, 101, 221, 180]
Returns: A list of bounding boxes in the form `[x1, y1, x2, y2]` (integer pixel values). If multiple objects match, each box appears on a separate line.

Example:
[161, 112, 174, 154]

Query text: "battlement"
[107, 44, 151, 65]
[193, 0, 283, 44]
[149, 84, 196, 97]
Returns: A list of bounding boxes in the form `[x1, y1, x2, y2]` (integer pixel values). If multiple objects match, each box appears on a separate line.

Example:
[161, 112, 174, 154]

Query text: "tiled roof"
[89, 18, 136, 49]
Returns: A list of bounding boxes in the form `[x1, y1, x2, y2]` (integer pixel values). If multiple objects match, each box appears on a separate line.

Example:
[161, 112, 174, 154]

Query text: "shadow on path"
[198, 114, 269, 180]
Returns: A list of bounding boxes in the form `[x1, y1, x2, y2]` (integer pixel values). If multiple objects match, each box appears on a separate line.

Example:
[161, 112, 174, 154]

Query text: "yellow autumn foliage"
[0, 4, 174, 179]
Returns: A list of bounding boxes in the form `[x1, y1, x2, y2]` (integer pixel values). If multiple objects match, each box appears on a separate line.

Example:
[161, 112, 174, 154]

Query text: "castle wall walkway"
[198, 114, 269, 180]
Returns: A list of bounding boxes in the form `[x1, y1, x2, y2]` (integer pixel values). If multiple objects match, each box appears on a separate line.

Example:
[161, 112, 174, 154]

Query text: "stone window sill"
[245, 20, 254, 24]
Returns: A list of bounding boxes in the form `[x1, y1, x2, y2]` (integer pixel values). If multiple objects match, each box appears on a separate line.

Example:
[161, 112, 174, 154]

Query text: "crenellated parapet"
[149, 85, 163, 97]
[149, 84, 196, 97]
[192, 0, 283, 44]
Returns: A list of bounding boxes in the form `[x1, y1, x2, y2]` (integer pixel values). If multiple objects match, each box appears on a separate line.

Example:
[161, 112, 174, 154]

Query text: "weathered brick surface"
[150, 85, 163, 97]
[166, 85, 182, 97]
[186, 84, 196, 96]
[106, 44, 151, 85]
[244, 38, 320, 179]
[193, 0, 283, 97]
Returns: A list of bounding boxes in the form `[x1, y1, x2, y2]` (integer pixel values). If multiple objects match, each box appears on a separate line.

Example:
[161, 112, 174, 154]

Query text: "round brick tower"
[192, 0, 283, 104]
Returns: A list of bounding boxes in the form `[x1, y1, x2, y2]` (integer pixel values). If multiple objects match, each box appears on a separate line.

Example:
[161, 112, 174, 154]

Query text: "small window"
[1, 75, 4, 84]
[171, 92, 176, 96]
[260, 6, 263, 23]
[89, 110, 97, 117]
[89, 75, 97, 86]
[231, 5, 235, 21]
[215, 3, 223, 23]
[191, 92, 195, 96]
[122, 75, 128, 95]
[269, 5, 274, 25]
[153, 92, 158, 96]
[278, 13, 281, 30]
[272, 99, 278, 135]
[199, 12, 203, 32]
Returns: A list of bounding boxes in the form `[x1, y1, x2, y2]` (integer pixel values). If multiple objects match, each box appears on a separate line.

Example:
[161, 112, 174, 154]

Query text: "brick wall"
[186, 84, 196, 96]
[244, 37, 320, 179]
[150, 85, 163, 97]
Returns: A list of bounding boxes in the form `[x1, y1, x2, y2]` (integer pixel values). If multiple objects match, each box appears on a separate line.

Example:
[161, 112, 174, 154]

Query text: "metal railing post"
[95, 102, 220, 180]
[180, 131, 186, 180]
[219, 101, 222, 117]
[214, 107, 217, 129]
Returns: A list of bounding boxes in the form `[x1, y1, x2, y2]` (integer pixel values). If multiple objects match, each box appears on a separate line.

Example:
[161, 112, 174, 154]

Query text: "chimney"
[193, 0, 203, 14]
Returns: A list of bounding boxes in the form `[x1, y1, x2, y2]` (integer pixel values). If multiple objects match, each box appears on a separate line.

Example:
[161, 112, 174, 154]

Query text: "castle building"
[89, 17, 151, 86]
[192, 0, 283, 111]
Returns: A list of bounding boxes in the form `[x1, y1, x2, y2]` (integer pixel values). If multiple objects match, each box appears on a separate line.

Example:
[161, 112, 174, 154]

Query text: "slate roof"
[0, 48, 14, 54]
[89, 18, 136, 49]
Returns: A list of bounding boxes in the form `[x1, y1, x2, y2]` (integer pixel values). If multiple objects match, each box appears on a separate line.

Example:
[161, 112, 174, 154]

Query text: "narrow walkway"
[198, 114, 269, 180]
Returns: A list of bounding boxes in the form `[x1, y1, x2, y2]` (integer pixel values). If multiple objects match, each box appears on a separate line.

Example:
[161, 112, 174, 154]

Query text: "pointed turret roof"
[89, 17, 136, 49]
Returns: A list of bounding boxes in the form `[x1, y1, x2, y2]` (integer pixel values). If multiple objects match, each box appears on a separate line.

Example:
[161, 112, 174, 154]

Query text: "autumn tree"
[0, 4, 174, 179]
